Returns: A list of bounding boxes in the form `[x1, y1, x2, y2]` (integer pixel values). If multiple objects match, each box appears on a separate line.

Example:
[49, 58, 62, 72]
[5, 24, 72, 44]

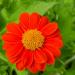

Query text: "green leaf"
[0, 53, 8, 63]
[1, 8, 9, 22]
[10, 1, 56, 22]
[15, 68, 28, 75]
[16, 71, 28, 75]
[43, 65, 57, 75]
[25, 1, 56, 15]
[0, 58, 8, 75]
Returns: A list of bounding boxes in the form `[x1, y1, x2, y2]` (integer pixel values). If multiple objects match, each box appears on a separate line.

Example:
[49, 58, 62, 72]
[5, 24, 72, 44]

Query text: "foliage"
[0, 0, 75, 75]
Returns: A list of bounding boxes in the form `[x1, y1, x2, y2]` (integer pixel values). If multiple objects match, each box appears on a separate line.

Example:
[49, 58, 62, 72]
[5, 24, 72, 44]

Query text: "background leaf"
[0, 0, 75, 75]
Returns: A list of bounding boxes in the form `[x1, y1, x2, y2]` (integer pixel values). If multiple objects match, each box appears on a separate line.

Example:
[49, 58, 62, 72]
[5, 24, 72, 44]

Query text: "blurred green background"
[0, 0, 75, 75]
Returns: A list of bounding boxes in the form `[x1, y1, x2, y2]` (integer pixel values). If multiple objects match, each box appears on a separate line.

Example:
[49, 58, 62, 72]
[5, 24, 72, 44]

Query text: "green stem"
[57, 55, 75, 67]
[9, 66, 14, 75]
[0, 53, 8, 63]
[0, 56, 7, 62]
[64, 55, 75, 66]
[57, 58, 65, 65]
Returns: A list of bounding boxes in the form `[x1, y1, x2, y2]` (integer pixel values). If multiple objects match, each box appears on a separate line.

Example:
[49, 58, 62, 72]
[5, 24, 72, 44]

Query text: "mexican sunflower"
[2, 13, 63, 73]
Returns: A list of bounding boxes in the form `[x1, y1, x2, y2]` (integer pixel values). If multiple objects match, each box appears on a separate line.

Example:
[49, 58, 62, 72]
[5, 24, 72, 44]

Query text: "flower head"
[2, 13, 63, 73]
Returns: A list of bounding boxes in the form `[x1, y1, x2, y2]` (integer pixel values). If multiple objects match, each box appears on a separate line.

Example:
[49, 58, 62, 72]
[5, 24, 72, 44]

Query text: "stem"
[57, 58, 65, 65]
[0, 53, 8, 63]
[64, 55, 75, 66]
[9, 66, 14, 75]
[57, 55, 75, 67]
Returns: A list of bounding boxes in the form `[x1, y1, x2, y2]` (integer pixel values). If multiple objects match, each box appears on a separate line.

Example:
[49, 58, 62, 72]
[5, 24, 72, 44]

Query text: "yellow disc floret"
[22, 29, 44, 50]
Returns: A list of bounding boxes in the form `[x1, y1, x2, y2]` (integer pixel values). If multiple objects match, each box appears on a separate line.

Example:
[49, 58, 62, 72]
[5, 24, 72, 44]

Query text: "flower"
[2, 13, 63, 73]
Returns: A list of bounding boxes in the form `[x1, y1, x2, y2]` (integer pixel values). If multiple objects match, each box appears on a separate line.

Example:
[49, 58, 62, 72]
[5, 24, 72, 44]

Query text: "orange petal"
[3, 42, 16, 50]
[43, 48, 55, 64]
[25, 50, 33, 67]
[16, 51, 27, 70]
[6, 23, 22, 36]
[28, 62, 40, 73]
[37, 16, 49, 30]
[8, 50, 24, 64]
[2, 33, 21, 42]
[29, 13, 40, 29]
[39, 63, 46, 71]
[16, 60, 25, 71]
[34, 49, 47, 64]
[19, 13, 29, 27]
[45, 37, 63, 48]
[19, 23, 28, 32]
[50, 29, 60, 38]
[6, 42, 23, 57]
[45, 44, 61, 57]
[40, 22, 58, 36]
[16, 50, 33, 68]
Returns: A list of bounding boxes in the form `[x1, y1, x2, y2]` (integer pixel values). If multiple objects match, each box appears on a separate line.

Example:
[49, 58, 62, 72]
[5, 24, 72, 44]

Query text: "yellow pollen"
[22, 29, 44, 50]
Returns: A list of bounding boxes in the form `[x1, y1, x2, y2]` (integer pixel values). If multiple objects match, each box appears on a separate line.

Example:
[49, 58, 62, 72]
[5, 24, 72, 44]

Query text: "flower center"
[22, 29, 44, 50]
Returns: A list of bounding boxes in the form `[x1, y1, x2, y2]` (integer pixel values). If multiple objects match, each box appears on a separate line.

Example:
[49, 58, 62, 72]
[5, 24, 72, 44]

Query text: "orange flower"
[2, 13, 63, 73]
